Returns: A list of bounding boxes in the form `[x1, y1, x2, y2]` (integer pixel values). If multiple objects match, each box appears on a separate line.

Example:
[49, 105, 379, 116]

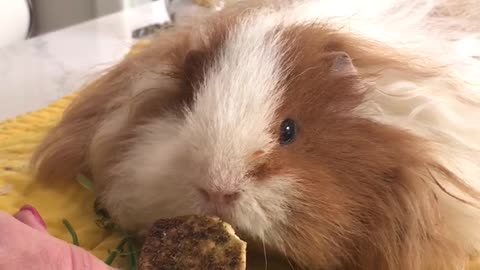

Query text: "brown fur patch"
[246, 24, 466, 269]
[30, 13, 241, 185]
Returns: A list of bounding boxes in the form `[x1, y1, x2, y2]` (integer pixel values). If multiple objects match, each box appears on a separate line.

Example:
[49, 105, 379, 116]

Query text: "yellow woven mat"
[0, 39, 478, 269]
[0, 41, 150, 269]
[0, 94, 129, 267]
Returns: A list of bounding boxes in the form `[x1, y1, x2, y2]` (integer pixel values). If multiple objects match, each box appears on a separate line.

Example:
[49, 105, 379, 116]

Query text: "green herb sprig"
[62, 174, 140, 269]
[62, 219, 79, 246]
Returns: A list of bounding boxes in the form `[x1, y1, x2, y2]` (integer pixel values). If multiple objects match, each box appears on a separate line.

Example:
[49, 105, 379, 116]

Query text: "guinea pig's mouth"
[202, 203, 235, 222]
[194, 188, 241, 223]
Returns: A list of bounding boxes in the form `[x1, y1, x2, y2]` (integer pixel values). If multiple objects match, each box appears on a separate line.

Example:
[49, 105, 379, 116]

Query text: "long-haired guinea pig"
[31, 0, 480, 269]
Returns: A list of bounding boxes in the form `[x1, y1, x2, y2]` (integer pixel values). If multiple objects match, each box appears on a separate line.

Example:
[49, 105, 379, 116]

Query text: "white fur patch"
[182, 13, 287, 190]
[100, 10, 298, 239]
[177, 12, 298, 237]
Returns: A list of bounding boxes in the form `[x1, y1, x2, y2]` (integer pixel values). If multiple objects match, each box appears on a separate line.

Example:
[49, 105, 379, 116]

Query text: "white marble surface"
[0, 1, 170, 121]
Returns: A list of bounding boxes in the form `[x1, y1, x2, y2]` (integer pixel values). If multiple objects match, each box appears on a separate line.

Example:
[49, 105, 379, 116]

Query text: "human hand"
[0, 205, 116, 270]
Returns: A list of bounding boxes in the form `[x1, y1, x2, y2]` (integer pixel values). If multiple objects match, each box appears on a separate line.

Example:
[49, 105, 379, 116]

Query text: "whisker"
[280, 244, 298, 270]
[285, 253, 298, 270]
[262, 235, 268, 270]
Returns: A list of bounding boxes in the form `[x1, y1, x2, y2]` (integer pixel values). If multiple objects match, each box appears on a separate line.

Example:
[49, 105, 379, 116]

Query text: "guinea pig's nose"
[197, 188, 240, 204]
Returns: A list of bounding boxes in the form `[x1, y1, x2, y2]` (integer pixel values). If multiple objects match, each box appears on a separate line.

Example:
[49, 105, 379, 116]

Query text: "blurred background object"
[0, 0, 172, 120]
[0, 0, 33, 47]
[166, 0, 223, 22]
[0, 0, 227, 48]
[0, 0, 163, 48]
[30, 0, 157, 35]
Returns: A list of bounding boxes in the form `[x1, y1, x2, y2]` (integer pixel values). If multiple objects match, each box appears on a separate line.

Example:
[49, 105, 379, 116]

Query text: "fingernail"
[20, 205, 47, 228]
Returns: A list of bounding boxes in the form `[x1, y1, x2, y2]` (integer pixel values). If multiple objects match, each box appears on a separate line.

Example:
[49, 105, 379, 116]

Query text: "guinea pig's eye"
[279, 119, 296, 145]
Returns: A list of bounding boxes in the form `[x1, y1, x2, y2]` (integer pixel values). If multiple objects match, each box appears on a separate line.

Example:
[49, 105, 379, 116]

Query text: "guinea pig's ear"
[324, 51, 358, 77]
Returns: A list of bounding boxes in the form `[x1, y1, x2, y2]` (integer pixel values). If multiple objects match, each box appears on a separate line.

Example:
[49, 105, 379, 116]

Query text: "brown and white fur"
[32, 0, 480, 269]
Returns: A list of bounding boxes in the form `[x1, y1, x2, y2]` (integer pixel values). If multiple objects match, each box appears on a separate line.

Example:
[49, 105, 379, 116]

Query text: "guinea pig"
[31, 0, 480, 269]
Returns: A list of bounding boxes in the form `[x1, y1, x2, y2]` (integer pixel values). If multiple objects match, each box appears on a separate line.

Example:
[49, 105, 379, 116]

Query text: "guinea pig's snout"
[197, 187, 241, 205]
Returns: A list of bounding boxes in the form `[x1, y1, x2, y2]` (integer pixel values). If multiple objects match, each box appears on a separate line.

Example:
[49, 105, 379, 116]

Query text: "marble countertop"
[0, 1, 171, 121]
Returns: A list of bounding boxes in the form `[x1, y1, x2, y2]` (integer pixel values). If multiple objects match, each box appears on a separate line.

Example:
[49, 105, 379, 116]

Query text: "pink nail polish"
[20, 205, 47, 228]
